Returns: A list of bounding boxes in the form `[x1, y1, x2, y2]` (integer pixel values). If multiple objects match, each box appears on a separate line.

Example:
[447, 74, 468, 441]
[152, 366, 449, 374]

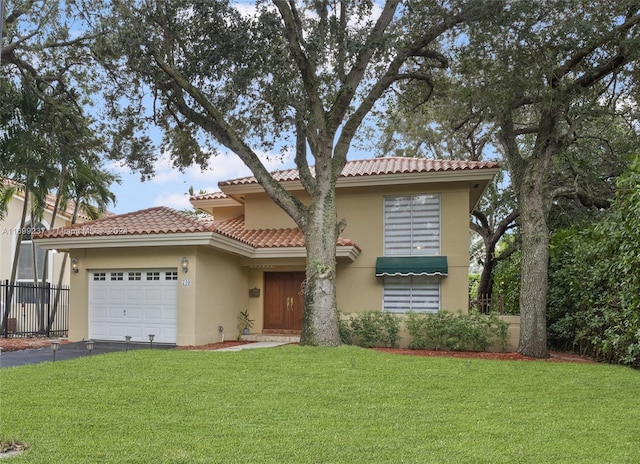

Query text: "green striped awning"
[375, 256, 448, 277]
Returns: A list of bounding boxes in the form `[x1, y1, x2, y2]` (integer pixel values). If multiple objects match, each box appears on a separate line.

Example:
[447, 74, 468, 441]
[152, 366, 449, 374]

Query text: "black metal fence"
[1, 280, 69, 338]
[470, 294, 505, 314]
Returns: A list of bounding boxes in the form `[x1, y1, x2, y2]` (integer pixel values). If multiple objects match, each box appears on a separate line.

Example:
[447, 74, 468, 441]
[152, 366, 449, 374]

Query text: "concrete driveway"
[0, 341, 173, 369]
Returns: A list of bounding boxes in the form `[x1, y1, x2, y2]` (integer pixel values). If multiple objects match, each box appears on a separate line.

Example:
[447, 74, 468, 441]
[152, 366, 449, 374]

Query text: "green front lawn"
[0, 346, 638, 463]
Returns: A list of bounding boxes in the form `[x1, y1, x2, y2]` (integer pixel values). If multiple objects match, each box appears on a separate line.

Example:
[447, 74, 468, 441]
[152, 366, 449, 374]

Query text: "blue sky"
[106, 149, 296, 215]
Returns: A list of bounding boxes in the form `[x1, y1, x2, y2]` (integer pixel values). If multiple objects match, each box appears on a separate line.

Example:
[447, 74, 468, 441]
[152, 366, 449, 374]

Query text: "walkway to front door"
[263, 272, 305, 333]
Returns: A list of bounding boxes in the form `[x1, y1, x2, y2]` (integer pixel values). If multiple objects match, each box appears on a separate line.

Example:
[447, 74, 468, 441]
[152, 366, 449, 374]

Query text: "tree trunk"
[48, 199, 80, 332]
[517, 157, 550, 358]
[476, 247, 495, 313]
[300, 188, 341, 346]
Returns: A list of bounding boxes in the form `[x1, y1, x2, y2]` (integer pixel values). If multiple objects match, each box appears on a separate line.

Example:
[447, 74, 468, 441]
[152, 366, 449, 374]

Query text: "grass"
[0, 345, 639, 463]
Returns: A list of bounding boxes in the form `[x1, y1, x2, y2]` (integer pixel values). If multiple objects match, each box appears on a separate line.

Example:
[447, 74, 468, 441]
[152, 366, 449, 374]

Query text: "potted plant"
[237, 310, 254, 336]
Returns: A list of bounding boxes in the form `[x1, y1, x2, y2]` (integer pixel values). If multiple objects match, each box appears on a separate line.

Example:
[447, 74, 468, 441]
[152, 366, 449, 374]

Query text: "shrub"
[492, 252, 521, 315]
[341, 310, 401, 348]
[406, 311, 508, 352]
[546, 162, 640, 367]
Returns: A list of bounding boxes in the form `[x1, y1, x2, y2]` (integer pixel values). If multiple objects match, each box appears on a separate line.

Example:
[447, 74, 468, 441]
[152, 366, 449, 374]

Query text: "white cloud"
[153, 192, 192, 211]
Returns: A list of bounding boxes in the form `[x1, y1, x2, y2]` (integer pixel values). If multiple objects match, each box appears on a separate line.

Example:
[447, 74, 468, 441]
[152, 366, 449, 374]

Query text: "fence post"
[2, 280, 8, 338]
[46, 282, 51, 337]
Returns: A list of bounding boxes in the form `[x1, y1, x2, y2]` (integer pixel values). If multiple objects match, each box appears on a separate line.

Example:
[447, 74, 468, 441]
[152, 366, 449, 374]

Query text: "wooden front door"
[263, 272, 305, 333]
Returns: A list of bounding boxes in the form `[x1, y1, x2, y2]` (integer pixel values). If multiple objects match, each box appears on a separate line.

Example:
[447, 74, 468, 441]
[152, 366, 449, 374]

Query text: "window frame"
[15, 220, 50, 283]
[382, 275, 441, 314]
[383, 194, 441, 257]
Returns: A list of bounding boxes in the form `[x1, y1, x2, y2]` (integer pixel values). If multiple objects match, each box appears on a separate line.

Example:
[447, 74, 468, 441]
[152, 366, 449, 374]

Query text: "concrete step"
[241, 334, 300, 343]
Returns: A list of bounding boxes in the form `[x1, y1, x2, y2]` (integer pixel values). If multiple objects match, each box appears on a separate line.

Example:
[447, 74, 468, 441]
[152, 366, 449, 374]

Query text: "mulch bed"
[373, 347, 595, 363]
[0, 338, 71, 352]
[0, 338, 594, 363]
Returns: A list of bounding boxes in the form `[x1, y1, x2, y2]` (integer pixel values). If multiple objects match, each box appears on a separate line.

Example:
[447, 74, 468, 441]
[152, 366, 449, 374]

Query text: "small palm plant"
[237, 310, 255, 336]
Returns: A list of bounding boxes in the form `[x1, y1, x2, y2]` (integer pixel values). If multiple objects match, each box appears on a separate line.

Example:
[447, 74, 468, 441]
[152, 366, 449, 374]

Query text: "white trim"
[375, 271, 447, 277]
[189, 196, 243, 209]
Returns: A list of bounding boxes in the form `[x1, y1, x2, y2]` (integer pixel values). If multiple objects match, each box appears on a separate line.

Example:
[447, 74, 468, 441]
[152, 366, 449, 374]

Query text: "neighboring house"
[0, 184, 84, 335]
[36, 157, 514, 347]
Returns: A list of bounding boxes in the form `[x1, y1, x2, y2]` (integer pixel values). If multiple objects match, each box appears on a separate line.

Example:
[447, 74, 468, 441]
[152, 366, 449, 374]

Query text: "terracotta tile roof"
[190, 191, 228, 201]
[218, 157, 500, 186]
[212, 216, 359, 249]
[36, 208, 360, 251]
[1, 178, 103, 221]
[36, 206, 214, 238]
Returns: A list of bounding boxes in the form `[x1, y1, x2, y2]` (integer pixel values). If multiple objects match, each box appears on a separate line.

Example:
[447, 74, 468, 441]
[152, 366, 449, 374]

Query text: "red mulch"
[373, 347, 595, 363]
[0, 338, 71, 352]
[0, 338, 594, 363]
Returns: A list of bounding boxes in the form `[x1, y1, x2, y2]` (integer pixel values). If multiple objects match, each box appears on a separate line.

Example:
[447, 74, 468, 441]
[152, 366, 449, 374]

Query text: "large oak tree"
[455, 0, 640, 357]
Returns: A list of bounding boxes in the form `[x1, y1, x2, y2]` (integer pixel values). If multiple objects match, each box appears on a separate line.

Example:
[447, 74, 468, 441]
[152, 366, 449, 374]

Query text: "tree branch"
[550, 11, 640, 87]
[273, 0, 327, 138]
[151, 51, 308, 226]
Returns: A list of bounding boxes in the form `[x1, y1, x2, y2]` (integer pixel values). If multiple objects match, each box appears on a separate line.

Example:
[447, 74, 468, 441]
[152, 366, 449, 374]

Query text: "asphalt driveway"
[0, 341, 174, 369]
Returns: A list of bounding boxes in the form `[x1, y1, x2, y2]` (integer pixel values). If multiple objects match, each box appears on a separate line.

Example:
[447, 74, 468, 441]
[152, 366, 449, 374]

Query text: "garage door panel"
[143, 291, 163, 302]
[126, 289, 145, 301]
[89, 269, 178, 344]
[107, 308, 125, 319]
[127, 309, 144, 320]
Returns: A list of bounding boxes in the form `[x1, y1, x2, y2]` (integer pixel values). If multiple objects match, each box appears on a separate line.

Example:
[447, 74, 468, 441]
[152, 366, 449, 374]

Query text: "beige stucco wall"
[192, 247, 248, 345]
[244, 192, 304, 229]
[335, 184, 472, 315]
[499, 315, 521, 351]
[209, 205, 244, 221]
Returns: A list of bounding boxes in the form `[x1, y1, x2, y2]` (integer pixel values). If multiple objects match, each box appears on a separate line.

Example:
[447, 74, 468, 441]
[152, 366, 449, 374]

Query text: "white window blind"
[384, 195, 440, 256]
[383, 276, 440, 313]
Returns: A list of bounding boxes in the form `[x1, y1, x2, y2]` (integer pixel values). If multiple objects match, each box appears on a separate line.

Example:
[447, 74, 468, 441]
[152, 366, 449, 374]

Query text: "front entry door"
[263, 272, 305, 333]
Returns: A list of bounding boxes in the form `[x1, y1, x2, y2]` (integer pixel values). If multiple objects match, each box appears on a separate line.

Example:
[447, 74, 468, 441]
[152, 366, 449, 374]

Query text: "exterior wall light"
[51, 340, 60, 362]
[86, 340, 94, 356]
[71, 258, 79, 273]
[181, 256, 189, 273]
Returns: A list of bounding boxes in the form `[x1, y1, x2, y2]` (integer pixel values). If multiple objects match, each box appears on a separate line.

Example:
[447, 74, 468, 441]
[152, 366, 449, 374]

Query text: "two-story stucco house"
[35, 157, 503, 346]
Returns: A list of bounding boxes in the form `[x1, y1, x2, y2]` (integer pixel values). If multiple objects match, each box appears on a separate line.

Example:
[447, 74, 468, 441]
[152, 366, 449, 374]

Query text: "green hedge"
[546, 163, 640, 367]
[405, 311, 508, 351]
[339, 310, 508, 351]
[339, 310, 401, 348]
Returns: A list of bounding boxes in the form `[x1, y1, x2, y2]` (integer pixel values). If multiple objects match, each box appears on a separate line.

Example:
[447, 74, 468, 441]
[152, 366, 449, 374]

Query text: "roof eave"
[250, 245, 360, 262]
[36, 233, 360, 262]
[219, 168, 501, 196]
[35, 232, 219, 250]
[189, 196, 243, 209]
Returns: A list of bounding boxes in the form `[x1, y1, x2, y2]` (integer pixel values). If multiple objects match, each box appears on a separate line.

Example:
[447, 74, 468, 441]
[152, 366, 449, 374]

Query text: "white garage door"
[89, 269, 178, 344]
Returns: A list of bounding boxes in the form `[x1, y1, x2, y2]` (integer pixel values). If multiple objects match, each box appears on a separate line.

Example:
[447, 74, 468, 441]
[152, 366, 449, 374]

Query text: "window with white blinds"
[383, 276, 440, 313]
[384, 195, 440, 256]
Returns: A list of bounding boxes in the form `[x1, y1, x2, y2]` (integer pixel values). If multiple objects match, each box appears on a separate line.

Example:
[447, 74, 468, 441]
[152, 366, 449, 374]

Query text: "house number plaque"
[182, 279, 191, 286]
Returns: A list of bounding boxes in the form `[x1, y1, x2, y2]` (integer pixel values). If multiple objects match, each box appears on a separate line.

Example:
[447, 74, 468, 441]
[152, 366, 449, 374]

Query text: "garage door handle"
[123, 309, 126, 316]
